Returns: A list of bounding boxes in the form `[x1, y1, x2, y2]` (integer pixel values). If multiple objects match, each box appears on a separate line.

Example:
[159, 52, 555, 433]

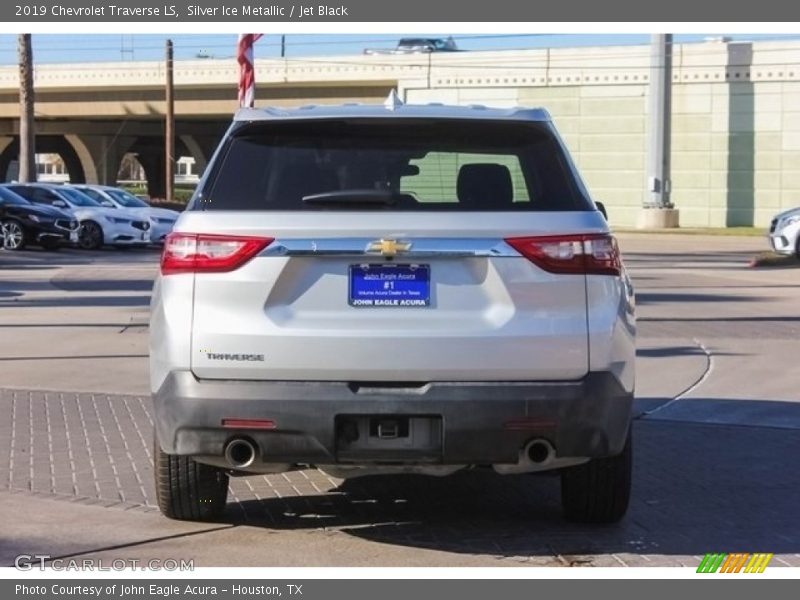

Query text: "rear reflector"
[161, 233, 273, 275]
[505, 233, 621, 276]
[504, 417, 557, 430]
[221, 418, 276, 430]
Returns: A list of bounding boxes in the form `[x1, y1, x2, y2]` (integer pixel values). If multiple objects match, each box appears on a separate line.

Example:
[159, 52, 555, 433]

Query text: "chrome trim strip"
[261, 238, 519, 258]
[54, 221, 79, 232]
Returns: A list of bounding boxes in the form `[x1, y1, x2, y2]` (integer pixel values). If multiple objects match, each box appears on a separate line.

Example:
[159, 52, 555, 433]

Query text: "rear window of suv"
[198, 119, 592, 212]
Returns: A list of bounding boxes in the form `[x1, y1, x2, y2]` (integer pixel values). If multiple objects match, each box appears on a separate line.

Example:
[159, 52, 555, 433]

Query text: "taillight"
[161, 233, 273, 275]
[505, 234, 621, 276]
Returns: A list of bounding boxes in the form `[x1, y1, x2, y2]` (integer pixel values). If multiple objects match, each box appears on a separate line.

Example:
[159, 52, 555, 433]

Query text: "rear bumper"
[153, 370, 632, 466]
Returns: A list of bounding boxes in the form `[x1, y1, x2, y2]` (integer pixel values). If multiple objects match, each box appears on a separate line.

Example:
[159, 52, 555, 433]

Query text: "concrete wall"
[405, 40, 800, 228]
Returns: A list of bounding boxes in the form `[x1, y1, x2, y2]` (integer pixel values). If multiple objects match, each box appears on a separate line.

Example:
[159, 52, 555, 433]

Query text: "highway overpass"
[1, 39, 798, 227]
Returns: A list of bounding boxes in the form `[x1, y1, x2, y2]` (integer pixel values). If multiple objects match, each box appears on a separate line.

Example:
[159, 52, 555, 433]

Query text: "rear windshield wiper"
[302, 189, 406, 206]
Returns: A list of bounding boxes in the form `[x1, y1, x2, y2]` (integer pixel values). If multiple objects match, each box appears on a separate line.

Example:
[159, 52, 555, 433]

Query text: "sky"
[1, 33, 799, 64]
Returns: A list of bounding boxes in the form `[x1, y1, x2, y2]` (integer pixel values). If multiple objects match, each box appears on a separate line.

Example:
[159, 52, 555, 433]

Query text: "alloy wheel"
[2, 221, 24, 250]
[78, 221, 103, 250]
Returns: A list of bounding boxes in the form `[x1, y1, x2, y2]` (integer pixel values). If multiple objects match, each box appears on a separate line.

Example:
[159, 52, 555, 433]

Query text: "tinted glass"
[77, 188, 107, 203]
[198, 119, 591, 212]
[0, 187, 29, 205]
[8, 186, 64, 204]
[6, 186, 39, 202]
[107, 189, 149, 208]
[59, 187, 101, 207]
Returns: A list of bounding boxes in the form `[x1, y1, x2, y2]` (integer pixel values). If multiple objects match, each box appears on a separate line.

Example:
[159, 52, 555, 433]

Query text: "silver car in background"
[768, 207, 800, 258]
[150, 102, 636, 524]
[71, 184, 180, 244]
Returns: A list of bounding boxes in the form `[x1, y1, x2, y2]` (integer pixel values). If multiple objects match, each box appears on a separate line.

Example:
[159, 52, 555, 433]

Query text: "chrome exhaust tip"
[526, 439, 556, 465]
[224, 438, 257, 469]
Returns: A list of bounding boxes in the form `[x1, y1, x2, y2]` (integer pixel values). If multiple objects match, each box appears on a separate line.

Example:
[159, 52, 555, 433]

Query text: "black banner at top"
[2, 0, 792, 22]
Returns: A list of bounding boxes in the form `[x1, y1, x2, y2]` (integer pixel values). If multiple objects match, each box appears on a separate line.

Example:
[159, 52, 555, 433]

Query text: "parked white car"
[71, 184, 179, 244]
[768, 207, 800, 258]
[5, 183, 151, 250]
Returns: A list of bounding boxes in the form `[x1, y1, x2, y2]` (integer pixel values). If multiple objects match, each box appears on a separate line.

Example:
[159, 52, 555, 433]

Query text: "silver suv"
[150, 101, 636, 524]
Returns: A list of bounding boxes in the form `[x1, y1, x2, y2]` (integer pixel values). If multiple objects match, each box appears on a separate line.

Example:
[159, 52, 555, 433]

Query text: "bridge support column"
[179, 134, 215, 177]
[0, 136, 13, 179]
[66, 134, 135, 186]
[137, 151, 166, 200]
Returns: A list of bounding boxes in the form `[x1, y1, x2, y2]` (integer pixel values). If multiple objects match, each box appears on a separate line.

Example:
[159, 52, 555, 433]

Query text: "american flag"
[237, 34, 263, 108]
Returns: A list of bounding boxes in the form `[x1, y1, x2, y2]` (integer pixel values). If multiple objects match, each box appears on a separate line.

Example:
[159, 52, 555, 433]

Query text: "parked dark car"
[0, 186, 79, 251]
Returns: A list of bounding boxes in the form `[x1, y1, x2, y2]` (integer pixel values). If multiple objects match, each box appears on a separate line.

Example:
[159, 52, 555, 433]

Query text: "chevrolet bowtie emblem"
[366, 239, 412, 256]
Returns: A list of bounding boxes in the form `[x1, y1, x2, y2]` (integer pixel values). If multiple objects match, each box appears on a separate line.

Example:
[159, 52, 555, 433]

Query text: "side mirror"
[52, 199, 67, 208]
[595, 201, 608, 221]
[100, 200, 115, 208]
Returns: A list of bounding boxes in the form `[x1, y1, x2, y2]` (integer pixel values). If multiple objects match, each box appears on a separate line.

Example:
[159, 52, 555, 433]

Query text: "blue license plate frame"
[349, 263, 430, 307]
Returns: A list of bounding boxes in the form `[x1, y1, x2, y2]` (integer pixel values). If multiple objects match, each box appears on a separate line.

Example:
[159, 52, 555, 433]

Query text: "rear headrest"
[456, 163, 513, 209]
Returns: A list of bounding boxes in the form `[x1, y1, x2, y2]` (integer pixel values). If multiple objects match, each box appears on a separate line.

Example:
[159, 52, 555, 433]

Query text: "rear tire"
[560, 430, 632, 524]
[154, 435, 229, 521]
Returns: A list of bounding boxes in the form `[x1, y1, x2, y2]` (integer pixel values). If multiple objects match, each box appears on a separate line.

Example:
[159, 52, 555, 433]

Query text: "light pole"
[640, 34, 679, 228]
[165, 39, 174, 202]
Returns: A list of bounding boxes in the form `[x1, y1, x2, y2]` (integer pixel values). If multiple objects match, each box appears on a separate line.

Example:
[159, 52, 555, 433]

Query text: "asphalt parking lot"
[0, 234, 798, 568]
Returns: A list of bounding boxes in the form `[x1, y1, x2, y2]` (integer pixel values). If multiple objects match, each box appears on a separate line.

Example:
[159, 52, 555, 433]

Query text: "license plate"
[142, 232, 150, 242]
[349, 264, 430, 307]
[69, 231, 78, 243]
